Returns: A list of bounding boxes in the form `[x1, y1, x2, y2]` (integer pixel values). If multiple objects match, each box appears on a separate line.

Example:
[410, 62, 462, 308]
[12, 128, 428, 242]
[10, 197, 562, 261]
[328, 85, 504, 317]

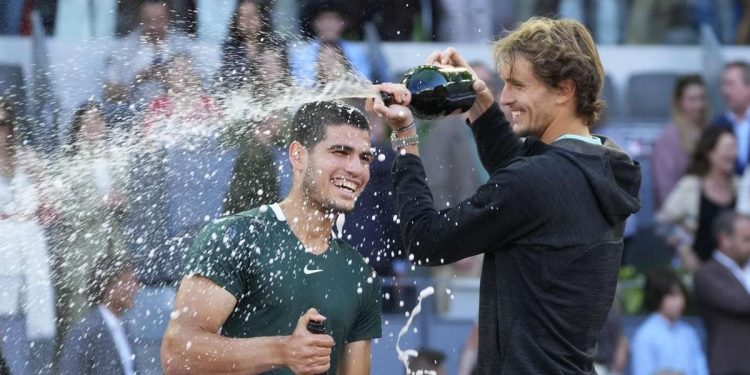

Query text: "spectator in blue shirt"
[290, 1, 373, 87]
[631, 269, 708, 375]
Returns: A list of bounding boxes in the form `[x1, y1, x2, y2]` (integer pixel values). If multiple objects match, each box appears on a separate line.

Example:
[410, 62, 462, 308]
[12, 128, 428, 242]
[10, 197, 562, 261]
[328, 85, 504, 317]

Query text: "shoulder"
[192, 208, 272, 247]
[290, 41, 317, 56]
[710, 113, 733, 128]
[673, 175, 702, 191]
[695, 259, 725, 279]
[340, 40, 365, 54]
[655, 123, 680, 143]
[632, 314, 663, 341]
[66, 308, 105, 340]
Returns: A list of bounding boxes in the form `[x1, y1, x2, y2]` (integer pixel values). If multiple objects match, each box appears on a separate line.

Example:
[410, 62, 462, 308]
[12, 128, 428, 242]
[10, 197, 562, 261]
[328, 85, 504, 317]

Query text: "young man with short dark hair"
[162, 101, 381, 375]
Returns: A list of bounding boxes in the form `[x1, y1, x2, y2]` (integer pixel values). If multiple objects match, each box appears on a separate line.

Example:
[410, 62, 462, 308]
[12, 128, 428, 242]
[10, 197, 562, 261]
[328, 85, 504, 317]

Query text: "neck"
[704, 167, 732, 184]
[732, 105, 749, 120]
[658, 311, 678, 324]
[539, 113, 589, 144]
[279, 190, 335, 254]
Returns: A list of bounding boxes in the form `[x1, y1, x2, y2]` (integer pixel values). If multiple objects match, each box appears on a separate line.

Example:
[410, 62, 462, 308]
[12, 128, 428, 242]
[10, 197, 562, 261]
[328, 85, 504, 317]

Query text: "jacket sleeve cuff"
[468, 102, 503, 129]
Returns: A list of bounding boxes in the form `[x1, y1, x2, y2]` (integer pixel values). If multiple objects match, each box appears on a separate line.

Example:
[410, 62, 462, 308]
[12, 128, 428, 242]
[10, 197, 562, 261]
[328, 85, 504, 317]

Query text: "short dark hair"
[305, 0, 346, 20]
[88, 252, 137, 305]
[643, 268, 686, 312]
[712, 210, 750, 241]
[724, 60, 750, 85]
[289, 101, 369, 148]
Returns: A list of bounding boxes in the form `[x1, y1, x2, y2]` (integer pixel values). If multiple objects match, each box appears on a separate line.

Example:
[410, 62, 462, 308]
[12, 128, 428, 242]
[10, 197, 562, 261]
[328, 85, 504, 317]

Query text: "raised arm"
[161, 275, 335, 375]
[393, 156, 544, 265]
[469, 102, 521, 174]
[426, 47, 521, 173]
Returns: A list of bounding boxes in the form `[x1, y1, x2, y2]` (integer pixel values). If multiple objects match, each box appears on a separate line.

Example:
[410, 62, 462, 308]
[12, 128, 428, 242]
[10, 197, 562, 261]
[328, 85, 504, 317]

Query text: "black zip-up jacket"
[392, 103, 641, 374]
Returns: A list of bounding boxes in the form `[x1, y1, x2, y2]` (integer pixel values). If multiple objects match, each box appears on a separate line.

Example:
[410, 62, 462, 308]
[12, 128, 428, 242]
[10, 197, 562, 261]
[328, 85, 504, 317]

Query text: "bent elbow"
[161, 330, 188, 375]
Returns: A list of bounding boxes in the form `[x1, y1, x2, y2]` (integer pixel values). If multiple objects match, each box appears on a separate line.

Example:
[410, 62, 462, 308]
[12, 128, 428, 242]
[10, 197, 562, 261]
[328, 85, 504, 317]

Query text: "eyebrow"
[504, 77, 523, 86]
[328, 144, 374, 158]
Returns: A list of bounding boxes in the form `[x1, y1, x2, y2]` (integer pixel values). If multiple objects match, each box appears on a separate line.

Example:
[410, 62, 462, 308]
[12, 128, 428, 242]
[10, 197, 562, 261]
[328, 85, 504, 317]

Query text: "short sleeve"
[183, 218, 254, 300]
[346, 272, 382, 342]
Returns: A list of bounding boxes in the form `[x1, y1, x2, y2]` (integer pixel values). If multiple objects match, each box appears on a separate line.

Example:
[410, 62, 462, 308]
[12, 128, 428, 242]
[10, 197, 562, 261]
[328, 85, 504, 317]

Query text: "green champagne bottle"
[380, 64, 476, 119]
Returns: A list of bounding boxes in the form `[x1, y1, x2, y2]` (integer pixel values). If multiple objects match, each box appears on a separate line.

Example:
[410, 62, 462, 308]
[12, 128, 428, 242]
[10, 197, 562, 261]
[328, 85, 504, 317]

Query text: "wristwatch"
[391, 132, 419, 151]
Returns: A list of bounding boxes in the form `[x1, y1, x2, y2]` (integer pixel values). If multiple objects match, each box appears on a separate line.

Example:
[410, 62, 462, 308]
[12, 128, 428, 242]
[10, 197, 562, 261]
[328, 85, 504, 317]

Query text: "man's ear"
[289, 141, 307, 170]
[555, 79, 576, 105]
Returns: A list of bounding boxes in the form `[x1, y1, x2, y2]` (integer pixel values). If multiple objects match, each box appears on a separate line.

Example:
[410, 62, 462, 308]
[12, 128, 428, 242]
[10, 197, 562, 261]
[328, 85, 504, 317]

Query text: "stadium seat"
[626, 72, 680, 121]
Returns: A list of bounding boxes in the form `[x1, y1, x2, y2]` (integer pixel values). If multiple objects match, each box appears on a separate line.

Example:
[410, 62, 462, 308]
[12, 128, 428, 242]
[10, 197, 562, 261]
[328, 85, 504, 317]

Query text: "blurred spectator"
[0, 0, 25, 35]
[0, 98, 56, 375]
[142, 53, 219, 142]
[129, 53, 223, 285]
[104, 0, 192, 111]
[223, 111, 284, 215]
[55, 0, 117, 39]
[693, 209, 750, 375]
[626, 0, 698, 44]
[712, 61, 750, 173]
[59, 254, 140, 375]
[652, 75, 710, 210]
[217, 12, 293, 211]
[593, 296, 628, 375]
[116, 0, 197, 36]
[408, 348, 447, 375]
[50, 102, 129, 352]
[215, 0, 280, 93]
[290, 1, 373, 86]
[631, 268, 708, 375]
[657, 127, 739, 272]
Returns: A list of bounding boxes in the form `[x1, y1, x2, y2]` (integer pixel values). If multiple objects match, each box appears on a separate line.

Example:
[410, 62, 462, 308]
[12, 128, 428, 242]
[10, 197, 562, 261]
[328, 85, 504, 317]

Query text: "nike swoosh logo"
[303, 265, 323, 275]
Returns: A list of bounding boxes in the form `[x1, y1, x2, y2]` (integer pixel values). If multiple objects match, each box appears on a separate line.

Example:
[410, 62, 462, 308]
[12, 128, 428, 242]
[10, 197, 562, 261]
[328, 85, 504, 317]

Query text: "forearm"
[162, 324, 289, 375]
[392, 155, 521, 265]
[469, 103, 520, 174]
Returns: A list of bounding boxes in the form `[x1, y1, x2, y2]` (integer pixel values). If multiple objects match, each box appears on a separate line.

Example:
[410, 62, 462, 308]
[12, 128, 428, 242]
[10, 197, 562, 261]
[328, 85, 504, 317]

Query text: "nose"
[344, 155, 366, 175]
[499, 86, 514, 107]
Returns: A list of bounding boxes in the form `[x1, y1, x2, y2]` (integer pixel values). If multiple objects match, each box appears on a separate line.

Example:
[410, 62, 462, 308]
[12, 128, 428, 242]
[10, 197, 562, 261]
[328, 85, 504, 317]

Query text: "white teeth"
[511, 111, 522, 120]
[332, 178, 358, 193]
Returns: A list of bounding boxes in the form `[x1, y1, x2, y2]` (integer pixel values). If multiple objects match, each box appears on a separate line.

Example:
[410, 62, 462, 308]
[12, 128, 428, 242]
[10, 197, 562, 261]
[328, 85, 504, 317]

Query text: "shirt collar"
[269, 203, 340, 240]
[726, 107, 750, 123]
[555, 134, 603, 145]
[713, 250, 750, 293]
